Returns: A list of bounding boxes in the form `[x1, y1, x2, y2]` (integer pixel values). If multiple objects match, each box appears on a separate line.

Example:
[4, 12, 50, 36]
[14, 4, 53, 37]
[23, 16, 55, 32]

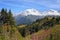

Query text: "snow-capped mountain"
[15, 9, 43, 25]
[19, 8, 42, 16]
[15, 9, 60, 25]
[43, 9, 60, 16]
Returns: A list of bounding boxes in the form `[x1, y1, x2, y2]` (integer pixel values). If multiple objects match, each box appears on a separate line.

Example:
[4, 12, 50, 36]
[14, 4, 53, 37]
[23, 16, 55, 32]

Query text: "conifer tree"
[0, 8, 16, 27]
[8, 10, 16, 27]
[0, 8, 6, 24]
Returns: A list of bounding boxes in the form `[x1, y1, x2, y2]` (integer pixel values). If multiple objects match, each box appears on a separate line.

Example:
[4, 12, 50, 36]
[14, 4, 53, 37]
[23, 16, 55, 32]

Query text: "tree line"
[0, 8, 16, 27]
[0, 8, 18, 40]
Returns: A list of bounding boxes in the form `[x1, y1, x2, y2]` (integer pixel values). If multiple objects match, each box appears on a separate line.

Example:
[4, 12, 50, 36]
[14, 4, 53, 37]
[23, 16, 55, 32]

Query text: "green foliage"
[0, 8, 16, 27]
[18, 16, 60, 37]
[0, 8, 18, 40]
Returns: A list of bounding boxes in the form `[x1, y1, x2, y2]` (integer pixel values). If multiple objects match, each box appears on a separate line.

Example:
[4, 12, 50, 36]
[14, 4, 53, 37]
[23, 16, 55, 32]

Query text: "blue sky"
[0, 0, 60, 15]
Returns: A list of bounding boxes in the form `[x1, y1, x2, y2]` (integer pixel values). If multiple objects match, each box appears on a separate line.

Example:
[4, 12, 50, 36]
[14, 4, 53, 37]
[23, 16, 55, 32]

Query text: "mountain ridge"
[15, 9, 60, 25]
[14, 9, 60, 16]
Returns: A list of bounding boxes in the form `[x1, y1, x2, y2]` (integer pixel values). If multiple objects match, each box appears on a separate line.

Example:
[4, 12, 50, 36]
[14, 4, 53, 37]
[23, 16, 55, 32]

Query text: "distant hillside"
[18, 16, 60, 37]
[18, 16, 60, 40]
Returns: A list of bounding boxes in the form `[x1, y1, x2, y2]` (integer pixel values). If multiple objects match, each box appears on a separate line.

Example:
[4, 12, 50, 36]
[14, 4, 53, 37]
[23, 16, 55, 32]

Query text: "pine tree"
[0, 8, 16, 27]
[8, 10, 16, 27]
[0, 8, 5, 24]
[0, 8, 8, 25]
[0, 8, 18, 40]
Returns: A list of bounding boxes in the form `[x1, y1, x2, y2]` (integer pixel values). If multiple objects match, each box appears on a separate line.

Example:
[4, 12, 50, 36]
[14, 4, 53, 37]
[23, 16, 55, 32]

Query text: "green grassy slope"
[18, 16, 60, 40]
[18, 24, 60, 40]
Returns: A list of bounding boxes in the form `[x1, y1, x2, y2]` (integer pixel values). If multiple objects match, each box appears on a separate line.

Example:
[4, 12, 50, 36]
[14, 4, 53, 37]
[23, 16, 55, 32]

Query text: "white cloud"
[0, 1, 27, 8]
[32, 0, 60, 9]
[0, 0, 60, 10]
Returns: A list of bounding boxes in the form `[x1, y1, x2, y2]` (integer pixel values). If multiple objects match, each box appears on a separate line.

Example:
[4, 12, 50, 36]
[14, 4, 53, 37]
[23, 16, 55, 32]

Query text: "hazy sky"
[0, 0, 60, 15]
